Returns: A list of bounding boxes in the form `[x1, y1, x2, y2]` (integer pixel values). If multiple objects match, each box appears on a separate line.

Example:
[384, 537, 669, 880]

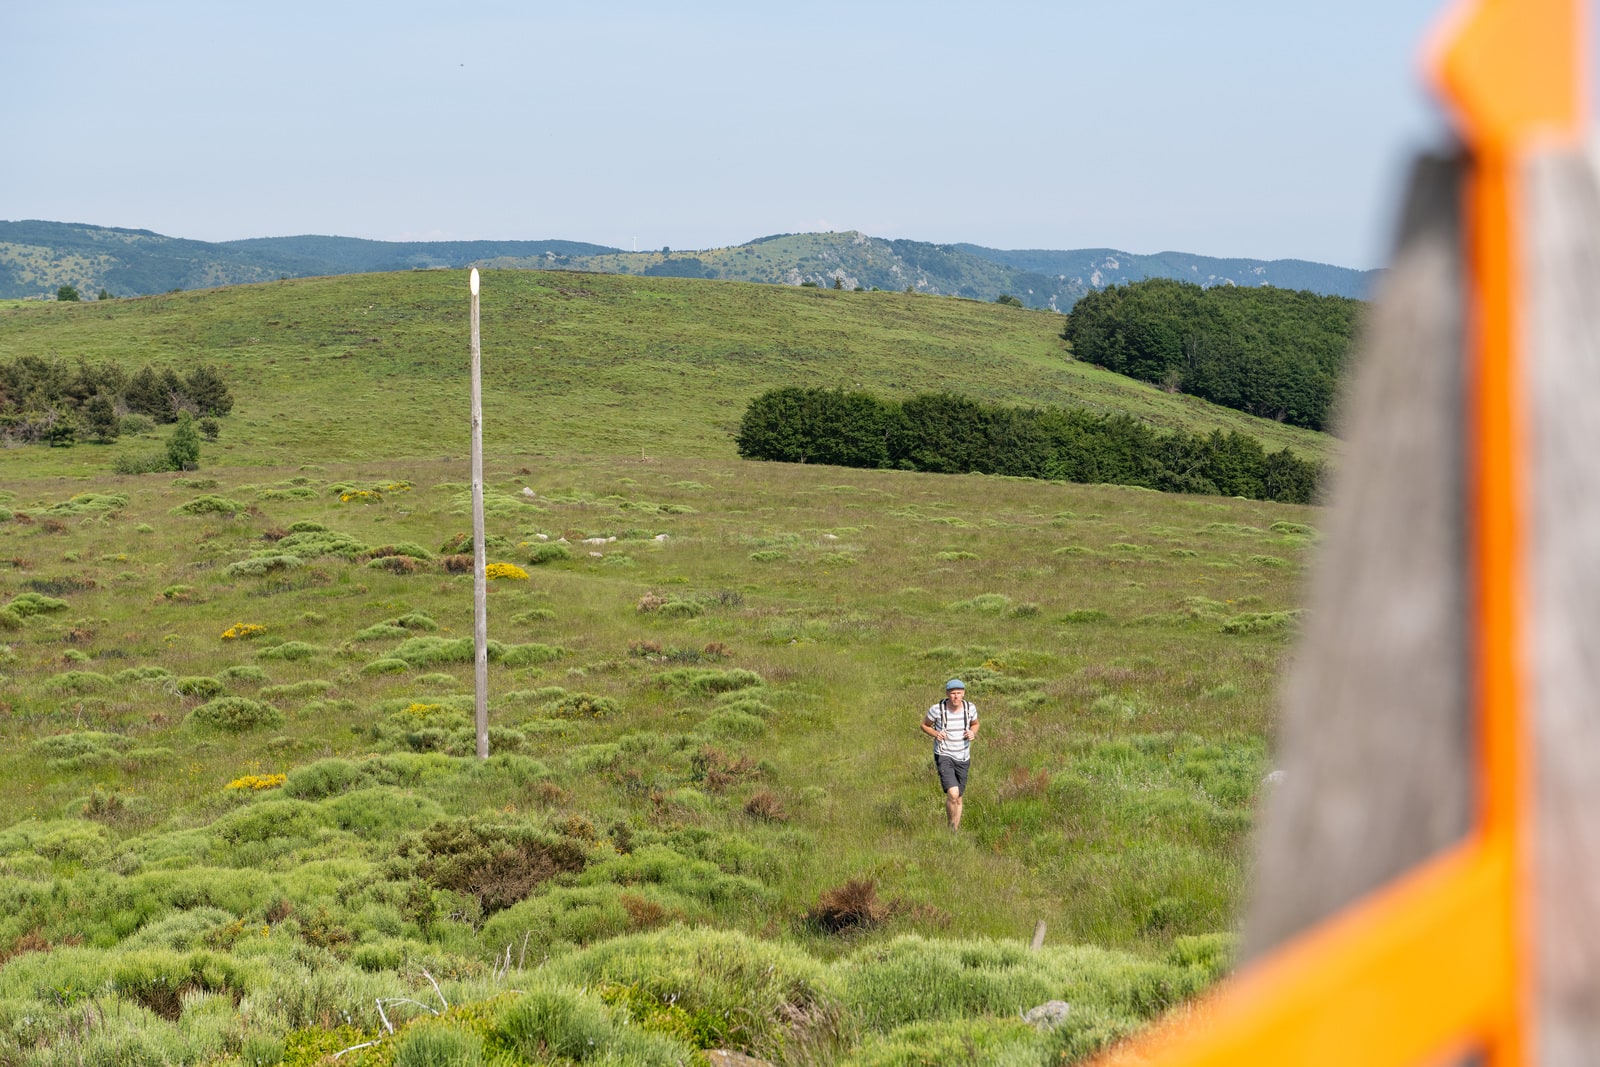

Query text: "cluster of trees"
[1060, 279, 1363, 431]
[0, 356, 233, 447]
[736, 387, 1322, 504]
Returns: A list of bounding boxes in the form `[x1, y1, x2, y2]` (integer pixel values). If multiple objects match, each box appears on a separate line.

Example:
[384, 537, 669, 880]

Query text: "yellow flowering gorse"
[225, 773, 286, 791]
[221, 623, 267, 641]
[485, 562, 529, 581]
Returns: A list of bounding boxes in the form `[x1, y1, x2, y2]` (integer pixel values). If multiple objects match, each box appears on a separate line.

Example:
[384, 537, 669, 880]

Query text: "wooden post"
[470, 268, 489, 760]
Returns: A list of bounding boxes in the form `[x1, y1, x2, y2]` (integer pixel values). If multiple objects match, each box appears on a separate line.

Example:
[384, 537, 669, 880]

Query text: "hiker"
[921, 679, 978, 829]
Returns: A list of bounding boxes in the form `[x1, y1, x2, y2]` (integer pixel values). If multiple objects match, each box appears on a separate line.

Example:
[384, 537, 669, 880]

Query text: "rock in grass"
[1023, 1001, 1072, 1028]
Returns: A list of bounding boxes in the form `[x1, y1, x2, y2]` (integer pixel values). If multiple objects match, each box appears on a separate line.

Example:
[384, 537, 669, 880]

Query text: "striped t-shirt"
[926, 699, 977, 762]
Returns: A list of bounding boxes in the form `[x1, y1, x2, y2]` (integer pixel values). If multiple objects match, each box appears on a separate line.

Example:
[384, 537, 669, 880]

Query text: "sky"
[3, 1, 1470, 269]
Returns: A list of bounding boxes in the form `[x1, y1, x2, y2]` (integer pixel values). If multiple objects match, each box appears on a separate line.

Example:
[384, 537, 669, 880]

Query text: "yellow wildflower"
[225, 773, 286, 791]
[485, 562, 529, 581]
[221, 622, 267, 640]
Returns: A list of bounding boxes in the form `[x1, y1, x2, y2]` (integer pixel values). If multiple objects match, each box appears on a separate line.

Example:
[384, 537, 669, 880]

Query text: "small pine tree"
[81, 395, 121, 443]
[832, 275, 843, 290]
[57, 285, 80, 302]
[98, 289, 111, 301]
[183, 364, 234, 416]
[124, 366, 177, 422]
[166, 412, 201, 471]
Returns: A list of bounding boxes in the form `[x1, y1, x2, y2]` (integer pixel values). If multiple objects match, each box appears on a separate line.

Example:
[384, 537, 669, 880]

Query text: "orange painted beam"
[1092, 841, 1511, 1067]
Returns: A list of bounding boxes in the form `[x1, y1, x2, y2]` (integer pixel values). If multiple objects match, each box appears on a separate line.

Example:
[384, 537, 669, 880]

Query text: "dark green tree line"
[736, 387, 1322, 504]
[0, 357, 234, 447]
[1060, 279, 1363, 431]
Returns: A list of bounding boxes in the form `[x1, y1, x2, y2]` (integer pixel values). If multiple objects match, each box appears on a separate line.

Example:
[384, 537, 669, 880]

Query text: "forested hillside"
[1060, 279, 1363, 432]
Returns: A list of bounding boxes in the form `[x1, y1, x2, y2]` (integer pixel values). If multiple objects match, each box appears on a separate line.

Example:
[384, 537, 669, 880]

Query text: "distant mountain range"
[0, 220, 1379, 308]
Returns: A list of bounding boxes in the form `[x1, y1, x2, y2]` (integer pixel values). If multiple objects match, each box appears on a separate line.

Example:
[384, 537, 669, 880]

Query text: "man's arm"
[921, 715, 946, 741]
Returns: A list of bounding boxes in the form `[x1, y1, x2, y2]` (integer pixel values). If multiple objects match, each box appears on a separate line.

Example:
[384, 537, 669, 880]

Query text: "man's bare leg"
[947, 786, 963, 829]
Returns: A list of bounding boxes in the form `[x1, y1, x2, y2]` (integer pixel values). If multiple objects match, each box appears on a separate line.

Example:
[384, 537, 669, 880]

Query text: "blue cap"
[945, 679, 965, 691]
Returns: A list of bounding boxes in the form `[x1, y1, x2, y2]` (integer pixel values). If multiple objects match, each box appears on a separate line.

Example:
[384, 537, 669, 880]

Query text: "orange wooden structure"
[1091, 0, 1587, 1064]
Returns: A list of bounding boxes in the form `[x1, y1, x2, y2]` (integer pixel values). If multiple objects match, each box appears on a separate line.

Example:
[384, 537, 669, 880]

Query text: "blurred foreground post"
[1090, 0, 1589, 1064]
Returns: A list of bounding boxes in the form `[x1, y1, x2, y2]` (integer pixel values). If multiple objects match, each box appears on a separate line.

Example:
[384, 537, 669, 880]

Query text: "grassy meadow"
[0, 272, 1323, 1066]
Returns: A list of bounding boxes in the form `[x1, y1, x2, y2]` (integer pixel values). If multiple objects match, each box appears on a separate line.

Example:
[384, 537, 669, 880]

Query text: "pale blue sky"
[5, 1, 1466, 268]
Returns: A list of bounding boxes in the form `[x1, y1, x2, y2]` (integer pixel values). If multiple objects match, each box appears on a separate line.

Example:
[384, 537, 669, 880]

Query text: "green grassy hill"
[0, 271, 1323, 1066]
[0, 269, 1330, 478]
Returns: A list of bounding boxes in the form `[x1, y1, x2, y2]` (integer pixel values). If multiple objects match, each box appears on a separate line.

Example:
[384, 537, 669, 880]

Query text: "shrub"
[397, 818, 590, 914]
[220, 622, 267, 640]
[527, 542, 572, 565]
[808, 878, 889, 933]
[365, 541, 434, 560]
[256, 641, 321, 661]
[224, 555, 301, 578]
[32, 730, 132, 770]
[393, 1025, 484, 1067]
[7, 592, 68, 617]
[172, 495, 245, 516]
[543, 692, 619, 720]
[362, 657, 411, 675]
[495, 984, 691, 1067]
[656, 668, 763, 696]
[218, 664, 267, 684]
[1220, 610, 1303, 635]
[1061, 609, 1109, 623]
[187, 696, 283, 732]
[486, 562, 530, 581]
[745, 790, 786, 822]
[354, 622, 410, 642]
[545, 928, 839, 1061]
[368, 555, 419, 574]
[225, 773, 286, 791]
[174, 675, 224, 698]
[46, 669, 112, 693]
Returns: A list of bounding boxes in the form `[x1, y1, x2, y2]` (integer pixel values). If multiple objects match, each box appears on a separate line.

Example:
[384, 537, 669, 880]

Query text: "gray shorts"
[935, 754, 970, 795]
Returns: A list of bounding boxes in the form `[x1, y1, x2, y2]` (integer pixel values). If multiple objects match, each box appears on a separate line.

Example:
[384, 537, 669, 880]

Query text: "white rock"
[1264, 769, 1286, 786]
[582, 537, 607, 545]
[556, 538, 569, 544]
[653, 533, 670, 541]
[822, 533, 839, 540]
[589, 551, 603, 558]
[521, 487, 537, 498]
[534, 533, 549, 541]
[1022, 1001, 1072, 1028]
[606, 536, 616, 543]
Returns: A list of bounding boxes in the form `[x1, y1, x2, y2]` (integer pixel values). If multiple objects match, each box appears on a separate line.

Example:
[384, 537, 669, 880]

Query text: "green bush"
[7, 592, 69, 617]
[256, 641, 322, 661]
[174, 675, 224, 698]
[655, 668, 763, 696]
[393, 1024, 484, 1067]
[527, 541, 573, 565]
[1219, 610, 1302, 635]
[187, 696, 283, 732]
[225, 554, 302, 577]
[545, 927, 840, 1061]
[172, 495, 246, 516]
[46, 669, 112, 693]
[494, 983, 692, 1066]
[31, 730, 132, 770]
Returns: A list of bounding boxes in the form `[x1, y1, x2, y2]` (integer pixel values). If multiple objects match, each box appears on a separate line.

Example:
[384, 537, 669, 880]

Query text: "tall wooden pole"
[470, 268, 489, 760]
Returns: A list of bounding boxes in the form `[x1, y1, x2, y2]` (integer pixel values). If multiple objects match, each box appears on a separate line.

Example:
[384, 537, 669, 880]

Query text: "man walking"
[922, 679, 979, 830]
